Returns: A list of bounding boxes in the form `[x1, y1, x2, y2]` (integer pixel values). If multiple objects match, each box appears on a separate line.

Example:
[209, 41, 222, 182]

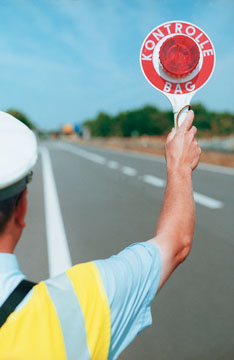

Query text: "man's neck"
[0, 234, 16, 253]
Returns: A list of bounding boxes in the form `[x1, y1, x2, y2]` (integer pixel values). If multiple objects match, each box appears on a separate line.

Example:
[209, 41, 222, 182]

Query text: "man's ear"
[15, 189, 28, 228]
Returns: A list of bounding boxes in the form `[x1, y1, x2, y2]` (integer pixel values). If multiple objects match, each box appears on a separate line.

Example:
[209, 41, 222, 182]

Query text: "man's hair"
[0, 192, 24, 234]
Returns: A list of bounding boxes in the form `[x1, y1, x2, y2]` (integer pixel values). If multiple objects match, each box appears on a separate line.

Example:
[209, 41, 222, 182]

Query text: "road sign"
[74, 124, 80, 133]
[140, 21, 215, 128]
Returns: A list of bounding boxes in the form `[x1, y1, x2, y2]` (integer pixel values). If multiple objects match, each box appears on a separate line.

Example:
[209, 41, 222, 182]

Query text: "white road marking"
[121, 166, 137, 176]
[76, 143, 166, 163]
[55, 143, 106, 165]
[142, 175, 166, 187]
[193, 192, 223, 209]
[142, 174, 223, 209]
[53, 143, 224, 210]
[107, 160, 119, 169]
[123, 151, 234, 176]
[87, 153, 106, 164]
[79, 143, 234, 176]
[40, 147, 72, 277]
[197, 162, 234, 176]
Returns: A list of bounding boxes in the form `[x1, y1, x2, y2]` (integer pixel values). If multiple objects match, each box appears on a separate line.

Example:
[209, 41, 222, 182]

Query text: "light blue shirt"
[95, 241, 162, 360]
[0, 253, 26, 307]
[0, 241, 161, 359]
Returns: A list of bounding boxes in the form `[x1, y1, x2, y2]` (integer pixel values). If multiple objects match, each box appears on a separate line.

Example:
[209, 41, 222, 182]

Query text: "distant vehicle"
[62, 124, 74, 135]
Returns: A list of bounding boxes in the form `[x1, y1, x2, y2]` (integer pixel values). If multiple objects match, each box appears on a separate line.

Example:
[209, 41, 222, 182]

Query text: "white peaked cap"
[0, 111, 38, 199]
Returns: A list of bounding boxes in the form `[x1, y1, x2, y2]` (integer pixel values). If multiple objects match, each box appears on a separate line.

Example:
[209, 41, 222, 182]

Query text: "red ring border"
[140, 21, 215, 94]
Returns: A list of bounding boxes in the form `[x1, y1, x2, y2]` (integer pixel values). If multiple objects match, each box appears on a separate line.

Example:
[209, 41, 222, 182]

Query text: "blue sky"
[0, 0, 233, 130]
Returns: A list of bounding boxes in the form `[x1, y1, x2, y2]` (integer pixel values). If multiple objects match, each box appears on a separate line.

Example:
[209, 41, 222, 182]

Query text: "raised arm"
[150, 110, 201, 292]
[81, 111, 201, 358]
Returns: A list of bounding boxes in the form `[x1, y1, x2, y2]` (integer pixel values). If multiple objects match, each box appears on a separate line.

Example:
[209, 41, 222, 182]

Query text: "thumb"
[166, 128, 176, 142]
[179, 110, 194, 131]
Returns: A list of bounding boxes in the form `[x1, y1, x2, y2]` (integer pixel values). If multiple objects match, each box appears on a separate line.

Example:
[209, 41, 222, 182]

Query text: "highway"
[15, 140, 234, 360]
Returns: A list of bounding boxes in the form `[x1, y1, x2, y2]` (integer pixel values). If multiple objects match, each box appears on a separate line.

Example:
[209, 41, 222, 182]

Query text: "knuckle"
[192, 126, 197, 133]
[188, 133, 194, 141]
[189, 127, 197, 137]
[177, 127, 185, 135]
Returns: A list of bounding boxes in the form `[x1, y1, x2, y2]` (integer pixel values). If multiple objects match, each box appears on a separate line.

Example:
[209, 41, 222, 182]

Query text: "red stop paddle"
[140, 21, 215, 129]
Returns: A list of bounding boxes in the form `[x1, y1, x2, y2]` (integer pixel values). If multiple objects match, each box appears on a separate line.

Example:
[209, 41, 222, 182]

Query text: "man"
[0, 109, 201, 359]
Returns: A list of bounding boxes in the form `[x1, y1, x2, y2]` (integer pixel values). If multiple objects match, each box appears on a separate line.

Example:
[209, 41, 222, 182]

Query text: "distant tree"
[95, 112, 114, 137]
[193, 103, 212, 133]
[193, 103, 234, 135]
[6, 109, 36, 130]
[118, 105, 171, 137]
[84, 112, 114, 137]
[83, 103, 234, 138]
[215, 112, 234, 135]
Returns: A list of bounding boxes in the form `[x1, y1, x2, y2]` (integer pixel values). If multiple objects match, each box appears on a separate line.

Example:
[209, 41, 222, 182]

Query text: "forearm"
[156, 168, 195, 259]
[149, 111, 200, 292]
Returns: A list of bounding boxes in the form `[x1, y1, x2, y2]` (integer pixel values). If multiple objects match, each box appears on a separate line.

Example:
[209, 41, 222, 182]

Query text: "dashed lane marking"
[121, 166, 137, 176]
[54, 143, 106, 165]
[142, 175, 166, 187]
[193, 192, 223, 209]
[107, 160, 119, 169]
[142, 174, 223, 209]
[40, 147, 72, 277]
[52, 143, 224, 209]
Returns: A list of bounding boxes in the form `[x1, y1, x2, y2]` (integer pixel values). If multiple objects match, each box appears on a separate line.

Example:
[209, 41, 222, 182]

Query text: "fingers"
[191, 141, 202, 170]
[179, 110, 194, 132]
[195, 139, 202, 155]
[166, 122, 197, 144]
[166, 127, 176, 143]
[190, 125, 197, 137]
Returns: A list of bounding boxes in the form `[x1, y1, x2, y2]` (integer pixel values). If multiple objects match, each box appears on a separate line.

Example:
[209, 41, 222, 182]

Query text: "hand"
[165, 110, 201, 174]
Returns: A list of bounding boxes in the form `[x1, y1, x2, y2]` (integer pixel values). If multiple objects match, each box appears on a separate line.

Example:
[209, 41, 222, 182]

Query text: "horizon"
[0, 0, 233, 130]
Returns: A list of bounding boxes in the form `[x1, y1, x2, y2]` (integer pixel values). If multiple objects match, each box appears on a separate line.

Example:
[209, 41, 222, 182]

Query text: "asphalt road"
[15, 140, 234, 360]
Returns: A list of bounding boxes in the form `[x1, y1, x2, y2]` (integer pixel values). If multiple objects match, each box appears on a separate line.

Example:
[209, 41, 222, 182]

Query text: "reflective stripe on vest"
[0, 262, 111, 360]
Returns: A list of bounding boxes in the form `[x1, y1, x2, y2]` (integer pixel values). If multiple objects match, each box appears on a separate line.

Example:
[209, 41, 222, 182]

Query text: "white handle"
[165, 92, 194, 130]
[173, 104, 191, 130]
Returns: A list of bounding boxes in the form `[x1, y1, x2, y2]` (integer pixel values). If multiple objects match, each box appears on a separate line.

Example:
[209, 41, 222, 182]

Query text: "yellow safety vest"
[0, 262, 111, 360]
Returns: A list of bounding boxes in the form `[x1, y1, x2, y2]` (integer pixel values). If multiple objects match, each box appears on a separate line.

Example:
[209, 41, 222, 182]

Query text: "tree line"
[83, 104, 234, 137]
[5, 104, 234, 138]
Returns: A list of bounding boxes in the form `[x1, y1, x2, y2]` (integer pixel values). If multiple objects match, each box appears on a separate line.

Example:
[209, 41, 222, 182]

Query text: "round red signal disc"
[140, 21, 215, 95]
[159, 35, 200, 78]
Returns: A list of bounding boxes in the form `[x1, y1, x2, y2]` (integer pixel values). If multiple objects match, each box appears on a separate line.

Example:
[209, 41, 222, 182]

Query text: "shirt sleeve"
[94, 241, 162, 359]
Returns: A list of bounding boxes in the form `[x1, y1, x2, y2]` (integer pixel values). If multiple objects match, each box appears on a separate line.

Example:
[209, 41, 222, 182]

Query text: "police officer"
[0, 110, 200, 359]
